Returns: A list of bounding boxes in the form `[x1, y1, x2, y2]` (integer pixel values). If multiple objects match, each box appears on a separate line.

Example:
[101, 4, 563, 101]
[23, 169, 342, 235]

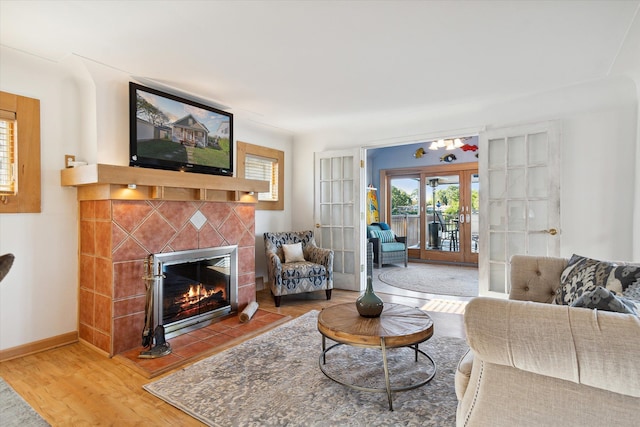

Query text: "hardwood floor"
[0, 285, 467, 426]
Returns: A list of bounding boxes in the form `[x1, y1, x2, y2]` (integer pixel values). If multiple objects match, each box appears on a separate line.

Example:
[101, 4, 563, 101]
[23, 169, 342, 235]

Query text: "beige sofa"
[455, 255, 640, 427]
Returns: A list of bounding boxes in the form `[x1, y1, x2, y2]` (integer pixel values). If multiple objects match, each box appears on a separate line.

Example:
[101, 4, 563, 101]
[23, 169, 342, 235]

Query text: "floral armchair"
[263, 231, 334, 307]
[367, 223, 408, 268]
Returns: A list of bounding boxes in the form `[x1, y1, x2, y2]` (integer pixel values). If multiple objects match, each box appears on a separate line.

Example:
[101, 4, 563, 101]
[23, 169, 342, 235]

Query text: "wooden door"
[383, 163, 478, 265]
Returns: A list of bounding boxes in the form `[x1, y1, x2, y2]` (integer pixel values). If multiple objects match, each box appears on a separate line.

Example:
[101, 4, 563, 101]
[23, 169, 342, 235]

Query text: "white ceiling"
[1, 1, 638, 134]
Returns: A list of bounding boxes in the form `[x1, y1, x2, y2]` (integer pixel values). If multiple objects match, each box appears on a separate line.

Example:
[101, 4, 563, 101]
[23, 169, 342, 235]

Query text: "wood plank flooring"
[0, 286, 467, 426]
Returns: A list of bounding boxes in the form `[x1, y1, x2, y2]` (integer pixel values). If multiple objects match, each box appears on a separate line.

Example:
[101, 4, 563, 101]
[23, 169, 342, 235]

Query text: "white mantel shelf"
[60, 163, 268, 202]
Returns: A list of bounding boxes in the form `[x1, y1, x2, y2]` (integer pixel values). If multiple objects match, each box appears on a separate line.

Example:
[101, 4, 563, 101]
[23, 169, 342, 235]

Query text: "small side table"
[317, 302, 435, 410]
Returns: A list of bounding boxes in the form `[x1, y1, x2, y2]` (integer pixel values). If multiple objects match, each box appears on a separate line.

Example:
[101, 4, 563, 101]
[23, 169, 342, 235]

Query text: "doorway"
[382, 162, 478, 265]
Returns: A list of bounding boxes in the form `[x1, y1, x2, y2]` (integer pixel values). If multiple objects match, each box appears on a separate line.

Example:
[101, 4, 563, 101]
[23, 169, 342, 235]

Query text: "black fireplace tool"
[139, 325, 171, 359]
[139, 255, 171, 359]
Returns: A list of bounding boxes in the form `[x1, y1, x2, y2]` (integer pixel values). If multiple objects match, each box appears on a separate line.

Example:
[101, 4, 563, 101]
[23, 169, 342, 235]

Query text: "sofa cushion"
[570, 286, 638, 315]
[380, 242, 406, 252]
[372, 229, 395, 243]
[554, 254, 640, 305]
[282, 242, 305, 263]
[281, 261, 326, 279]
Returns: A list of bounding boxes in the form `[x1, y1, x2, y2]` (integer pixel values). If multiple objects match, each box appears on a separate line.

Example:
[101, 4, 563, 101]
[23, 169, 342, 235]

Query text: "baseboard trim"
[0, 331, 78, 362]
[78, 338, 111, 358]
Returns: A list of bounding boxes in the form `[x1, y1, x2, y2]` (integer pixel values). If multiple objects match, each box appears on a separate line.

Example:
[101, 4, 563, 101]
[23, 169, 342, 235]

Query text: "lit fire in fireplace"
[177, 283, 224, 310]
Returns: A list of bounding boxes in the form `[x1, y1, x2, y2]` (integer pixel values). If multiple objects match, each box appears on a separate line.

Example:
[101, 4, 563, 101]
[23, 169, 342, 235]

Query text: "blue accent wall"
[367, 136, 479, 190]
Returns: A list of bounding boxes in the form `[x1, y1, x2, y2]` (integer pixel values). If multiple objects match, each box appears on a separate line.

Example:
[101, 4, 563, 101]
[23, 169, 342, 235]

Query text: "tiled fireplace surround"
[79, 199, 256, 356]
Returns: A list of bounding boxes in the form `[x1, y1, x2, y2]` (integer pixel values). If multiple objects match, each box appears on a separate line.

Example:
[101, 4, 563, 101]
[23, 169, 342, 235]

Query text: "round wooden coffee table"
[317, 302, 435, 410]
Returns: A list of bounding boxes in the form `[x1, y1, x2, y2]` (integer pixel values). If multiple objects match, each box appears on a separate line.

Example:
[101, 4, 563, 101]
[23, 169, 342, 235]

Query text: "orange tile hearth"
[115, 309, 289, 378]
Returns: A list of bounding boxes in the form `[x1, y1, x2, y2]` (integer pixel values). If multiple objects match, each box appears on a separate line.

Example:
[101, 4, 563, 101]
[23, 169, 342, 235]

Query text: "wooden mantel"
[61, 164, 269, 202]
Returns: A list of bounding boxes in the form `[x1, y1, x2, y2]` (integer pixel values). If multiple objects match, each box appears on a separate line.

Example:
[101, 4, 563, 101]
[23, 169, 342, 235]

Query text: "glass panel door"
[315, 149, 361, 291]
[425, 174, 460, 254]
[479, 122, 561, 297]
[468, 173, 480, 255]
[389, 176, 420, 255]
[382, 163, 478, 265]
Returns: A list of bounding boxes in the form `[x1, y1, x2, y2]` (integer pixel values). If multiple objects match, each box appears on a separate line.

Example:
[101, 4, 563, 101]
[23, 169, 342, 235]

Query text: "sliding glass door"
[389, 175, 420, 253]
[384, 163, 478, 265]
[422, 169, 478, 264]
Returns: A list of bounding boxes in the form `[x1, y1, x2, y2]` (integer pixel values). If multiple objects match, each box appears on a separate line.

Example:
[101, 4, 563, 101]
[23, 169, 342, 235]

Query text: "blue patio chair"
[367, 223, 408, 268]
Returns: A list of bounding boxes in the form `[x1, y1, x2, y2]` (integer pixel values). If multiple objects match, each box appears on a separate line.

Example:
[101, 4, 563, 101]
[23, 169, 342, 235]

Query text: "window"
[0, 91, 41, 213]
[0, 111, 16, 197]
[245, 154, 279, 202]
[236, 141, 284, 210]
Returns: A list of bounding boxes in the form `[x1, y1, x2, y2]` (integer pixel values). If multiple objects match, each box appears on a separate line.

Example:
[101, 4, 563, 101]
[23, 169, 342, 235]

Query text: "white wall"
[366, 136, 480, 189]
[235, 121, 293, 286]
[0, 47, 80, 350]
[0, 47, 294, 350]
[609, 11, 640, 260]
[292, 76, 639, 263]
[634, 80, 640, 261]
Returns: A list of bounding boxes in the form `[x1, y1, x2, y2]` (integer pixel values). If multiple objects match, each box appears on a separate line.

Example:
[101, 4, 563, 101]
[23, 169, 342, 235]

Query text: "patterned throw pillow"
[624, 282, 640, 302]
[554, 254, 640, 305]
[570, 286, 638, 315]
[372, 229, 396, 243]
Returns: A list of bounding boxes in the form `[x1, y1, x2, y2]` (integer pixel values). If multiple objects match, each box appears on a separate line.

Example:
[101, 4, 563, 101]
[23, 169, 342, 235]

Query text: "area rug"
[144, 310, 468, 426]
[0, 377, 49, 426]
[378, 263, 478, 297]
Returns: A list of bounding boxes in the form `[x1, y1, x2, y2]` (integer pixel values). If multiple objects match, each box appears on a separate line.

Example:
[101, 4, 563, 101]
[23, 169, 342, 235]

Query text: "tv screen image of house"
[129, 82, 233, 176]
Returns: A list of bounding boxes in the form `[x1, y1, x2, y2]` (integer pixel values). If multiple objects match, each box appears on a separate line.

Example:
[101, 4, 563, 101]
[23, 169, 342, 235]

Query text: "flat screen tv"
[129, 82, 233, 176]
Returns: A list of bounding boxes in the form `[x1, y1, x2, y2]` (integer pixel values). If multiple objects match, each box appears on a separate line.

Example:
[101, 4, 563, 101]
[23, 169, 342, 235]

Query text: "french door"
[314, 149, 363, 291]
[383, 163, 479, 265]
[478, 121, 561, 297]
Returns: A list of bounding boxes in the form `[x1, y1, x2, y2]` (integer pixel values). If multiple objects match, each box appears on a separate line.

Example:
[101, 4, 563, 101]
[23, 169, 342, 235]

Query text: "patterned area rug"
[0, 377, 49, 426]
[378, 263, 478, 297]
[144, 310, 468, 426]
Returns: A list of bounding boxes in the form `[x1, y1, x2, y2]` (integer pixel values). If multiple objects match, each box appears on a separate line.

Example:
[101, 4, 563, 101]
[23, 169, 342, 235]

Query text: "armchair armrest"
[367, 236, 381, 264]
[304, 244, 333, 267]
[464, 297, 640, 397]
[265, 251, 283, 283]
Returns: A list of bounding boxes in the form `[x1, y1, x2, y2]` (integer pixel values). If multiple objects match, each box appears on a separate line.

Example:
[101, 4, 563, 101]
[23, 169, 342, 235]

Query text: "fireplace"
[76, 197, 257, 356]
[150, 246, 238, 339]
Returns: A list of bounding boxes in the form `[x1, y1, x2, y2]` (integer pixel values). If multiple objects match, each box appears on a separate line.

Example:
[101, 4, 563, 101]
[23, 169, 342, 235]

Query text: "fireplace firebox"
[150, 246, 238, 339]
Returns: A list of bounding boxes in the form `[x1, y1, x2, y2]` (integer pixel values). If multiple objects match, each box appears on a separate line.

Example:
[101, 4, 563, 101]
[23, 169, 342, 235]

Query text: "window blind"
[245, 154, 278, 201]
[0, 110, 16, 195]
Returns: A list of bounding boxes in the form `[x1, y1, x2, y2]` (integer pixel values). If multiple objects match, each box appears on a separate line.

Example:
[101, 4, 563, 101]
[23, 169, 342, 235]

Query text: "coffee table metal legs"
[380, 337, 393, 410]
[319, 339, 436, 411]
